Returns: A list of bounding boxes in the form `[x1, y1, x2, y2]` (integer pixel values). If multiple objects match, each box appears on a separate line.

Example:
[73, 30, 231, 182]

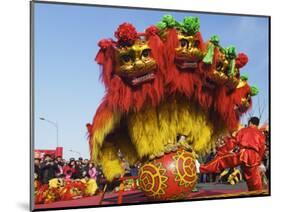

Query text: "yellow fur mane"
[92, 96, 223, 181]
[174, 98, 216, 154]
[127, 106, 168, 158]
[127, 97, 220, 157]
[91, 111, 121, 162]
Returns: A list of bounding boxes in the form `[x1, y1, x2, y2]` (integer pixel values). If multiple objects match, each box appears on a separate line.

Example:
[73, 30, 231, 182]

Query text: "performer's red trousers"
[200, 150, 263, 191]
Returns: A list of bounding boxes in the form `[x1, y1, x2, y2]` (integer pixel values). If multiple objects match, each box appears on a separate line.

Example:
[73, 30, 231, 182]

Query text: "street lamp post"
[40, 117, 59, 147]
[69, 149, 81, 157]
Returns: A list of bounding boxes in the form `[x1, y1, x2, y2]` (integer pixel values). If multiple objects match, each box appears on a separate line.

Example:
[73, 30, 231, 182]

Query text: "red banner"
[34, 147, 63, 159]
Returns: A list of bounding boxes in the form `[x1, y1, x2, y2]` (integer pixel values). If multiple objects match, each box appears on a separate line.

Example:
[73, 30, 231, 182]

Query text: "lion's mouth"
[174, 56, 198, 70]
[131, 72, 155, 86]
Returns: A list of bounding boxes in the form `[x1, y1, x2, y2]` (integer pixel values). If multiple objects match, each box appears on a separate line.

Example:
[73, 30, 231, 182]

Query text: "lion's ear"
[86, 123, 92, 134]
[95, 39, 116, 87]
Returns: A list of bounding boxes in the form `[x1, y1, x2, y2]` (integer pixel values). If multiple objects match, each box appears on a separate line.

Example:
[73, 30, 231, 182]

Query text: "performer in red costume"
[200, 117, 266, 191]
[215, 136, 235, 157]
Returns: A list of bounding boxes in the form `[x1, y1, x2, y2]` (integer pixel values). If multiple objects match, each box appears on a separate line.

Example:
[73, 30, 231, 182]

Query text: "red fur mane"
[214, 84, 252, 131]
[164, 30, 212, 108]
[94, 28, 165, 113]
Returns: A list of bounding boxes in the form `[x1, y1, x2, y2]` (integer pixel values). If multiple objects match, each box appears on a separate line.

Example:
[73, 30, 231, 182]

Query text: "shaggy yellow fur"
[98, 141, 124, 182]
[157, 99, 179, 146]
[175, 98, 215, 154]
[127, 106, 167, 157]
[115, 131, 139, 165]
[127, 97, 220, 158]
[92, 97, 224, 182]
[91, 111, 121, 161]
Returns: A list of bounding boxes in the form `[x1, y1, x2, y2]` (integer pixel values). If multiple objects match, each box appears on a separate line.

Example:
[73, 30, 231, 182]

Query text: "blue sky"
[34, 3, 269, 160]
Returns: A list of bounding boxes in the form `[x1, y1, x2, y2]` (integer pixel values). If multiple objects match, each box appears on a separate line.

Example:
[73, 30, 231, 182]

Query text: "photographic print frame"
[30, 1, 271, 211]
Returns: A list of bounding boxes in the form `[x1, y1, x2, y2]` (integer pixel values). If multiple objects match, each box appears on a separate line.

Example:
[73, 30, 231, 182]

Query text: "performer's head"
[44, 154, 52, 162]
[248, 116, 260, 127]
[55, 156, 62, 162]
[34, 158, 41, 165]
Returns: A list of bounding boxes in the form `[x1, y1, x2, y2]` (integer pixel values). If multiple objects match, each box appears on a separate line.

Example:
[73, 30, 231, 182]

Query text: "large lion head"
[95, 23, 165, 112]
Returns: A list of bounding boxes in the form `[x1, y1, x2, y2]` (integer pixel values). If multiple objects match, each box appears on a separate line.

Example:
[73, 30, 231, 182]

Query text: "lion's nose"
[181, 47, 189, 54]
[134, 59, 145, 71]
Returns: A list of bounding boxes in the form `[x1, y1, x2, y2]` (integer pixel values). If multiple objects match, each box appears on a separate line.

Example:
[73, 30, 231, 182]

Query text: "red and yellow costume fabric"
[200, 126, 266, 191]
[88, 23, 169, 181]
[87, 15, 259, 186]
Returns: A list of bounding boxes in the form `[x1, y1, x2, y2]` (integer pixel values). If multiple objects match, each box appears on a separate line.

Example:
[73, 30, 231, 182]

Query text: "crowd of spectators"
[35, 155, 100, 184]
[34, 154, 140, 192]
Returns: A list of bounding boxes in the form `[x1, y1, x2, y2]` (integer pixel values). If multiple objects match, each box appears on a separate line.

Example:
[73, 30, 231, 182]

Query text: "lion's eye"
[141, 49, 151, 58]
[180, 39, 188, 47]
[216, 61, 223, 70]
[121, 54, 132, 63]
[194, 40, 200, 48]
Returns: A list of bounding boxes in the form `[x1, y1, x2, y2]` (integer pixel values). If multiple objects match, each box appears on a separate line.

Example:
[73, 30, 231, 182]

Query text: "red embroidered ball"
[138, 148, 197, 200]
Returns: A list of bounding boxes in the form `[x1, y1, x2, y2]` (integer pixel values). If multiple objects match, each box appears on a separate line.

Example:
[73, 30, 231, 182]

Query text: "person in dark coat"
[40, 154, 59, 184]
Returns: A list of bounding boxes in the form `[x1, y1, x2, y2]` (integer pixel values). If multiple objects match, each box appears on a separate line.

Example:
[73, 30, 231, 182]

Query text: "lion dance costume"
[87, 15, 259, 200]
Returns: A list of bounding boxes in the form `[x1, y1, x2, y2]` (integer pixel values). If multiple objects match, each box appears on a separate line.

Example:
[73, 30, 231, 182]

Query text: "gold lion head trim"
[115, 39, 157, 86]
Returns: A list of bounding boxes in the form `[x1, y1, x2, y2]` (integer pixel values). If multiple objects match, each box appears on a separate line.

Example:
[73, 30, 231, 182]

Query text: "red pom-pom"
[235, 53, 248, 68]
[145, 25, 159, 37]
[114, 23, 138, 45]
[98, 39, 114, 50]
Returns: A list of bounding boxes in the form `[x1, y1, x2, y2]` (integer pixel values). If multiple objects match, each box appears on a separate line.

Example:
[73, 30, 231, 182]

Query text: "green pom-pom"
[162, 14, 177, 27]
[225, 45, 237, 59]
[250, 86, 259, 96]
[210, 35, 220, 45]
[156, 21, 167, 30]
[240, 74, 248, 81]
[182, 16, 200, 35]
